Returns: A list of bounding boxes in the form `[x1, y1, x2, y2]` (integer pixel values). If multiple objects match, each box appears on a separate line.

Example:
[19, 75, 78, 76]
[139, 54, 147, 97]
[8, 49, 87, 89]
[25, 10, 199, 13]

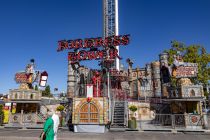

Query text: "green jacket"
[44, 117, 54, 140]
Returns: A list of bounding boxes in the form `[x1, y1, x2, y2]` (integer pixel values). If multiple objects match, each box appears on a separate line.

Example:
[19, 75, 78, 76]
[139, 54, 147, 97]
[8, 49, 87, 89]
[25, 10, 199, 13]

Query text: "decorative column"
[136, 67, 140, 100]
[67, 61, 76, 99]
[146, 63, 153, 97]
[151, 61, 161, 97]
[127, 59, 133, 98]
[67, 61, 76, 131]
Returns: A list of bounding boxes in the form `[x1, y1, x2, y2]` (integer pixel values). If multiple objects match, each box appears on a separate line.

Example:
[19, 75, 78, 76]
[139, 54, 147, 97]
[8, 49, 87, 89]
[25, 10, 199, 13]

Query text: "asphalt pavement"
[0, 128, 210, 140]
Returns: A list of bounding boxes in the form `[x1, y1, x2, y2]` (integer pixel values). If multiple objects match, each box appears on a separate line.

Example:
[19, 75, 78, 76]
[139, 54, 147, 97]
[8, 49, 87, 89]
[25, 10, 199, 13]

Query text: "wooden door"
[79, 103, 99, 123]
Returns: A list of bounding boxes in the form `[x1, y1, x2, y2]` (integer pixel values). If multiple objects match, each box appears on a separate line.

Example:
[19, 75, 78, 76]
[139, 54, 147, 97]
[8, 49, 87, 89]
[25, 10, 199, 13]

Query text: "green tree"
[165, 41, 210, 87]
[42, 85, 52, 97]
[0, 104, 4, 125]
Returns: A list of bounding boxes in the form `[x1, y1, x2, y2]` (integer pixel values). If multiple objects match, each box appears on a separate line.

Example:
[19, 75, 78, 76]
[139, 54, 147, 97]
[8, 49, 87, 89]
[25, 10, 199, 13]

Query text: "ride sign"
[57, 34, 130, 62]
[172, 63, 198, 78]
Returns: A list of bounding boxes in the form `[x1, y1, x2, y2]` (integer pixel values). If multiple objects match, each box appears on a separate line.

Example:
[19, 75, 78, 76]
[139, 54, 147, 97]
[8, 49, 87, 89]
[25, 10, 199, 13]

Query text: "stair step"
[111, 123, 125, 127]
[114, 115, 124, 117]
[113, 119, 124, 121]
[115, 106, 124, 107]
[113, 121, 124, 123]
[109, 127, 126, 131]
[113, 117, 124, 120]
[111, 123, 125, 126]
[113, 118, 124, 120]
[114, 107, 124, 109]
[113, 115, 124, 117]
[114, 106, 124, 108]
[114, 115, 124, 116]
[114, 113, 124, 115]
[114, 109, 124, 112]
[113, 120, 124, 121]
[114, 109, 124, 111]
[115, 105, 125, 107]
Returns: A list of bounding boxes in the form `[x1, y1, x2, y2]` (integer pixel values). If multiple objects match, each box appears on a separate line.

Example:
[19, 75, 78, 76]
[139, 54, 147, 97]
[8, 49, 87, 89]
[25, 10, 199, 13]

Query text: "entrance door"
[79, 103, 99, 123]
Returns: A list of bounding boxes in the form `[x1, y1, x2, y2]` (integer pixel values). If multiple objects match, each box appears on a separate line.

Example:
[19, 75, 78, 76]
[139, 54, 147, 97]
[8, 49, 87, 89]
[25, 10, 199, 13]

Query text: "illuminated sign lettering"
[173, 64, 198, 78]
[57, 34, 130, 62]
[15, 72, 31, 83]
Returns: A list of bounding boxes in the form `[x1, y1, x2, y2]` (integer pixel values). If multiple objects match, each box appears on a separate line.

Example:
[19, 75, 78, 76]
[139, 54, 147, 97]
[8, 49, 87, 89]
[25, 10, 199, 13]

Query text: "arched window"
[30, 94, 34, 99]
[15, 93, 18, 99]
[79, 103, 99, 123]
[190, 89, 195, 97]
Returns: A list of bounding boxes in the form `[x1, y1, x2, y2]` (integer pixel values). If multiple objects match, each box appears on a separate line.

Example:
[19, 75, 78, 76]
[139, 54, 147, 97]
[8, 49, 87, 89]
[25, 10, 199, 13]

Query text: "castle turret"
[159, 52, 169, 67]
[159, 53, 170, 97]
[127, 59, 134, 98]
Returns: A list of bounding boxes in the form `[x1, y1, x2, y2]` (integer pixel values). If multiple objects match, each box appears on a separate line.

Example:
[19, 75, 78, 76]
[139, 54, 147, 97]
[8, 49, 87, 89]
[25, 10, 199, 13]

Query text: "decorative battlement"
[170, 85, 204, 98]
[9, 89, 42, 100]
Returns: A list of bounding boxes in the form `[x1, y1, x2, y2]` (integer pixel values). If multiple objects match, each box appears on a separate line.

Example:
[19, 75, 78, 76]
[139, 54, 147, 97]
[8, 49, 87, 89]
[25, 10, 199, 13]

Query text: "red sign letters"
[57, 34, 130, 62]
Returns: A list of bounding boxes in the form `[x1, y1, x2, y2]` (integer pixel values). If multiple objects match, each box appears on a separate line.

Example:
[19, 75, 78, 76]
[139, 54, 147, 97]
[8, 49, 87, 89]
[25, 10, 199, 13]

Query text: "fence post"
[139, 114, 142, 130]
[203, 112, 209, 129]
[171, 114, 175, 129]
[20, 110, 23, 125]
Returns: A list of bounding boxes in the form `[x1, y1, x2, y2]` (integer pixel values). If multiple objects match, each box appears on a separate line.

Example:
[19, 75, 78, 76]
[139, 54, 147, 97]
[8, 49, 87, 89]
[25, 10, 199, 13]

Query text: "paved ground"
[0, 128, 210, 140]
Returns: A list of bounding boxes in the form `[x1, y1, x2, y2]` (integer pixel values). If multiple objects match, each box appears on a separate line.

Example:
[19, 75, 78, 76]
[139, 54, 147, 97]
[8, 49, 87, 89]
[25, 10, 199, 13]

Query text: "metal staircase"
[110, 101, 128, 130]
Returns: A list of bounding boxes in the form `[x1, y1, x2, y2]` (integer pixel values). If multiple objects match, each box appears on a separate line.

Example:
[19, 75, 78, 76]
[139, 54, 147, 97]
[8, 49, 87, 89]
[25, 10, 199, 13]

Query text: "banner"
[86, 84, 93, 98]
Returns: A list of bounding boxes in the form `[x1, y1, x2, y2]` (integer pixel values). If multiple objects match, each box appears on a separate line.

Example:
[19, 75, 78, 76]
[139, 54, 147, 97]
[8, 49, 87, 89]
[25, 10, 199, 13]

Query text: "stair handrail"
[111, 95, 115, 124]
[124, 100, 128, 127]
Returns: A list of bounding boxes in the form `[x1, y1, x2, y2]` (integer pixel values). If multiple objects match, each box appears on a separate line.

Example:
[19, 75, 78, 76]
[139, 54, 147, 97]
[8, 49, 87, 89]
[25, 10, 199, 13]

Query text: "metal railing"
[207, 114, 210, 129]
[124, 101, 128, 127]
[9, 113, 45, 125]
[137, 114, 206, 130]
[9, 113, 22, 124]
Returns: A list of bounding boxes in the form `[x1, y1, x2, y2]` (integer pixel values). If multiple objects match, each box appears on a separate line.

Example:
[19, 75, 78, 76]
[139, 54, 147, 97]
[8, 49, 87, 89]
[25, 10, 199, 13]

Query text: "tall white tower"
[103, 0, 120, 70]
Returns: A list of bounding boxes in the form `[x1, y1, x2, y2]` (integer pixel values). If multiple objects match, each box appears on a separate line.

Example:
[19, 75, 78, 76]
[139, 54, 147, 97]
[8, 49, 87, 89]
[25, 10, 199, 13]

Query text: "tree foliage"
[0, 104, 4, 125]
[56, 105, 65, 112]
[129, 105, 138, 112]
[164, 41, 210, 85]
[42, 85, 52, 97]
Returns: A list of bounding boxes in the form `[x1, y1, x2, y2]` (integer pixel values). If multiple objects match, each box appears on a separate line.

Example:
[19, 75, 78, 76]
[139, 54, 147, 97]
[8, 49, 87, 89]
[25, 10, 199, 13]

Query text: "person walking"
[52, 111, 60, 140]
[42, 112, 54, 140]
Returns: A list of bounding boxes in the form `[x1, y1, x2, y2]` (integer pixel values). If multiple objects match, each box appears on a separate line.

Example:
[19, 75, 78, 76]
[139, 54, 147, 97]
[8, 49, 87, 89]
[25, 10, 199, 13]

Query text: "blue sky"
[0, 0, 210, 94]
